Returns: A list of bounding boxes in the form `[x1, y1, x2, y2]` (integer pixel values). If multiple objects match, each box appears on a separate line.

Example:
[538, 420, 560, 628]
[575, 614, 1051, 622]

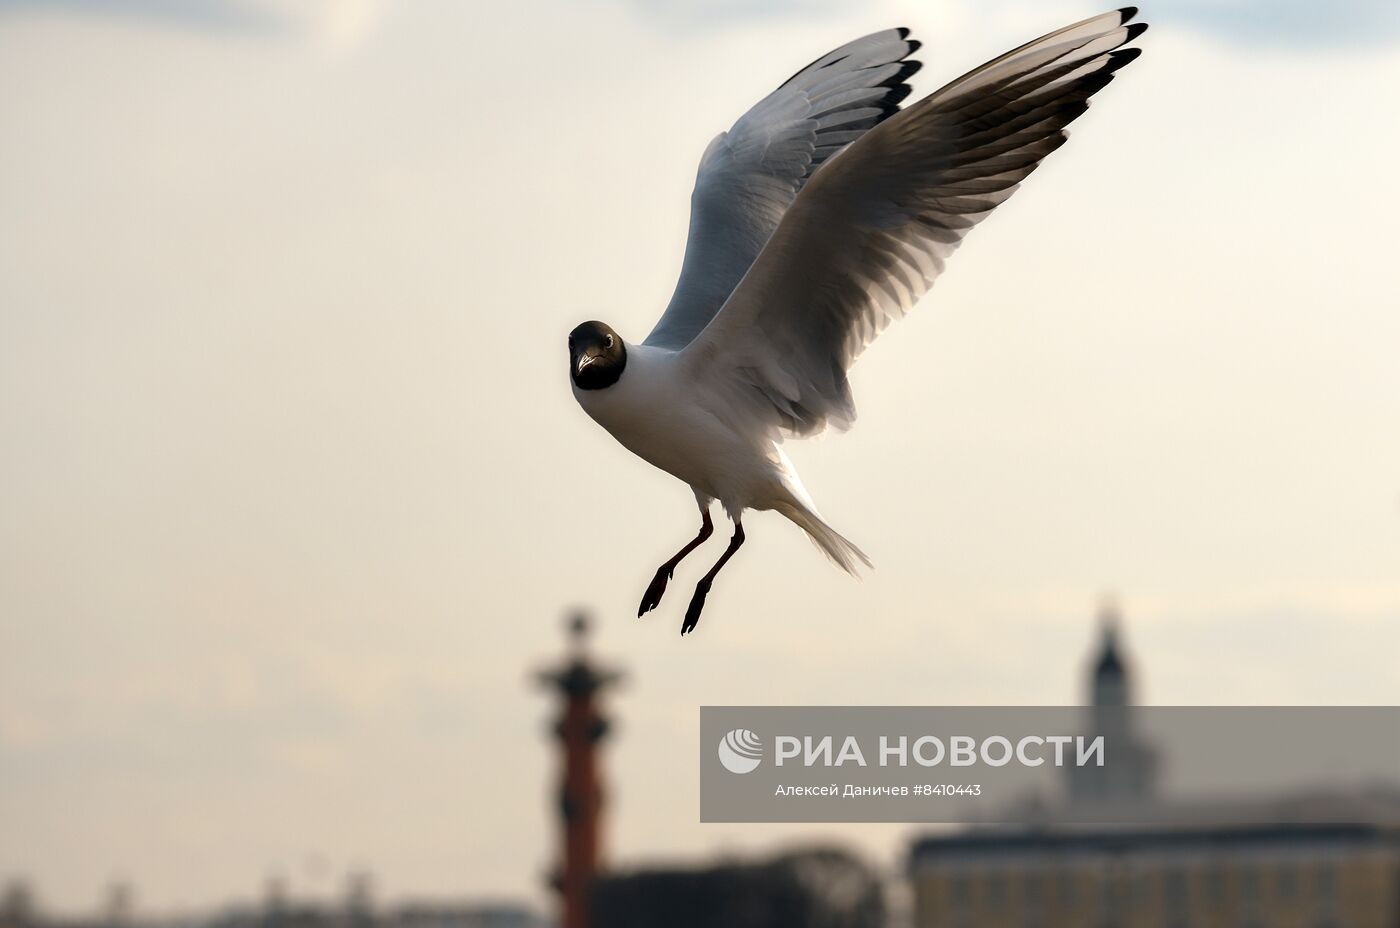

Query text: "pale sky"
[2, 0, 1398, 919]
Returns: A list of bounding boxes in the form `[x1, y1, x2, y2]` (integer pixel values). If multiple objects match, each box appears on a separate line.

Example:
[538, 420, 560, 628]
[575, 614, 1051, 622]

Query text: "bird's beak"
[576, 353, 598, 374]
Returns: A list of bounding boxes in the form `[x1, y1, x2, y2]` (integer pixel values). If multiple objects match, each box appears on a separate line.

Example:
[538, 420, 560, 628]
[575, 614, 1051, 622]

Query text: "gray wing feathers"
[683, 8, 1147, 439]
[644, 29, 922, 351]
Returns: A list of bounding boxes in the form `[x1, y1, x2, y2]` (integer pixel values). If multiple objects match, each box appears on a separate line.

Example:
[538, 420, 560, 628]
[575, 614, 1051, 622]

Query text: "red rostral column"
[537, 613, 620, 928]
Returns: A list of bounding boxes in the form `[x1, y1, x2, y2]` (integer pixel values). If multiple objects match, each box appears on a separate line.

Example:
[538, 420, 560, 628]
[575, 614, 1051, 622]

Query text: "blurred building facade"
[908, 604, 1400, 928]
[911, 823, 1400, 928]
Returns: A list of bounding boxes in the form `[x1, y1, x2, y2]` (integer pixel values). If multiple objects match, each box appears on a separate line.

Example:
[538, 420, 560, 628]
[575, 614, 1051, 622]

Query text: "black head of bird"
[568, 320, 627, 390]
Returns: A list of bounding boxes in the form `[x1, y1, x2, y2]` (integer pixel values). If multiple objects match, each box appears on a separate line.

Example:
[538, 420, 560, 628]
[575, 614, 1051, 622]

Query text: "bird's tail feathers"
[776, 501, 872, 577]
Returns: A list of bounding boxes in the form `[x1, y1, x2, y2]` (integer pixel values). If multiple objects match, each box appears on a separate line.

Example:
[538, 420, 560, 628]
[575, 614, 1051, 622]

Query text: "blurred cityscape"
[0, 874, 541, 928]
[5, 603, 1398, 928]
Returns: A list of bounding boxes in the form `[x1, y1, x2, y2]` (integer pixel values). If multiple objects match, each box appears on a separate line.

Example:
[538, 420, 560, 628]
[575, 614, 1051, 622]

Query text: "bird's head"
[568, 320, 627, 390]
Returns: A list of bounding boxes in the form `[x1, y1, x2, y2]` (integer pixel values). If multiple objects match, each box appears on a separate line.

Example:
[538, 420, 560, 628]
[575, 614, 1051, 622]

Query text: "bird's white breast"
[571, 343, 770, 506]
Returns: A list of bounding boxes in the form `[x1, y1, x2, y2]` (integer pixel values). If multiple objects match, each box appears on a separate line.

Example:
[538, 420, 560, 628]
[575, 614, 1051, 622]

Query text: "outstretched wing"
[643, 29, 922, 351]
[680, 8, 1147, 437]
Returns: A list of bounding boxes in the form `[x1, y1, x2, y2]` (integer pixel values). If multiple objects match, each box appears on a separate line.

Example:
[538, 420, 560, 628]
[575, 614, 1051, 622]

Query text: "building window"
[1102, 872, 1127, 919]
[1134, 871, 1154, 906]
[951, 875, 971, 908]
[1205, 866, 1226, 906]
[1314, 862, 1336, 903]
[1056, 870, 1076, 907]
[1024, 873, 1044, 906]
[1277, 862, 1298, 900]
[1240, 866, 1261, 905]
[988, 872, 1007, 907]
[1164, 868, 1188, 911]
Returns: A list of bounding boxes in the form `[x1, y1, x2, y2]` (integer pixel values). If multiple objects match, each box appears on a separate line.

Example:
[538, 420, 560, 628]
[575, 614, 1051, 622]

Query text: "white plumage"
[568, 9, 1148, 635]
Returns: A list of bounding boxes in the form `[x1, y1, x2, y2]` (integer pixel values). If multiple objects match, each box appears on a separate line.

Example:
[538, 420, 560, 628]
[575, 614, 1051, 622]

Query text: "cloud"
[619, 0, 1400, 47]
[0, 0, 382, 50]
[0, 0, 280, 31]
[621, 0, 843, 31]
[1167, 0, 1400, 48]
[16, 0, 1397, 49]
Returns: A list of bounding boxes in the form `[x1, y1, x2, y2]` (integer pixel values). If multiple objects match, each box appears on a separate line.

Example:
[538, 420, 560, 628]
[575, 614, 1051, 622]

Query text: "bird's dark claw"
[638, 566, 672, 617]
[680, 579, 712, 636]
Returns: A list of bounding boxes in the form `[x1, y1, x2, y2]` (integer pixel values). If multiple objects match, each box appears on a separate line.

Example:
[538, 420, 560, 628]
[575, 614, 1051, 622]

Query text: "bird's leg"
[638, 510, 714, 617]
[681, 520, 745, 636]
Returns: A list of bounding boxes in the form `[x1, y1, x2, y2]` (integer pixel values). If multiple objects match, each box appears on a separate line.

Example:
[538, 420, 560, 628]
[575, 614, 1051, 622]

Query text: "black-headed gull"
[569, 9, 1147, 635]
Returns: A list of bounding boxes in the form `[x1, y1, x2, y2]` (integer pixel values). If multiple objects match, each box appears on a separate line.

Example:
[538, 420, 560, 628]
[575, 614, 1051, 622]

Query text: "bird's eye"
[605, 335, 614, 348]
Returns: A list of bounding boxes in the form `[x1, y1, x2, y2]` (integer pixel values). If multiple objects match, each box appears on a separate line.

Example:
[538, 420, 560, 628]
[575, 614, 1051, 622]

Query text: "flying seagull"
[569, 8, 1147, 635]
